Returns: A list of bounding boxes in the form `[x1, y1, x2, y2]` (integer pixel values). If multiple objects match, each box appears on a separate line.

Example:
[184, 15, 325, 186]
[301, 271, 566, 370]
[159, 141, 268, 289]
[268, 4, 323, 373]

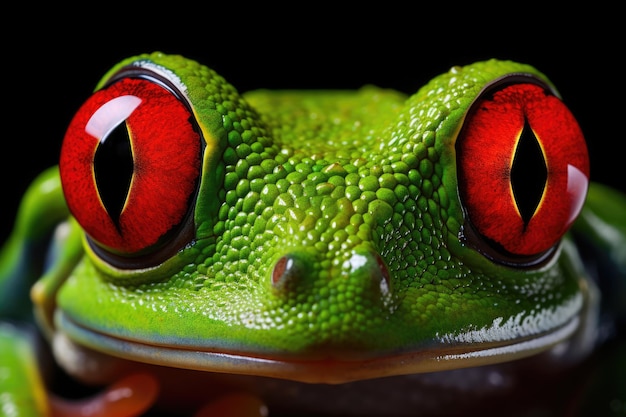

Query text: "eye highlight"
[59, 73, 202, 262]
[456, 79, 589, 265]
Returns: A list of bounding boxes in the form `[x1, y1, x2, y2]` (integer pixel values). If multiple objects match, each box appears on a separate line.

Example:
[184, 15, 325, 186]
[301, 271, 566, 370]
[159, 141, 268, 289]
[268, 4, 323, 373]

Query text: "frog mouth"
[54, 310, 581, 384]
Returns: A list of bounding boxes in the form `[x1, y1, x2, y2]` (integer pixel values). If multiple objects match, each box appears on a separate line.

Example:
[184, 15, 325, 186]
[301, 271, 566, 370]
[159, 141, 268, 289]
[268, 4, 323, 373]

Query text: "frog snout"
[262, 249, 396, 349]
[269, 250, 392, 302]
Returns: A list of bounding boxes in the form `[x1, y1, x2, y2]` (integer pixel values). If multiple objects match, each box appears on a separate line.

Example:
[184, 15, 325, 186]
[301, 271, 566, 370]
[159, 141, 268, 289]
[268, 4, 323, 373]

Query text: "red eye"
[456, 81, 589, 263]
[60, 75, 202, 258]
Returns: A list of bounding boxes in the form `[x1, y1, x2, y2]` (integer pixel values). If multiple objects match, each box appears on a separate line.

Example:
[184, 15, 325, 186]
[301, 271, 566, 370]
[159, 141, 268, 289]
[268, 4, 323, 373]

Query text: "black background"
[3, 11, 623, 239]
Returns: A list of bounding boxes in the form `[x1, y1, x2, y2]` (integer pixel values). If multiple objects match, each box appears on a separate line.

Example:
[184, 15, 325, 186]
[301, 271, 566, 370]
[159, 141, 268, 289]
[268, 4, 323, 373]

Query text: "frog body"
[1, 52, 625, 416]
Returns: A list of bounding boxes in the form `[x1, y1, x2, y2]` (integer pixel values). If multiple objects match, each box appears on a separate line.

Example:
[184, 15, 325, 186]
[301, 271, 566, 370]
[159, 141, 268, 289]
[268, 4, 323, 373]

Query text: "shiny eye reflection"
[85, 95, 142, 139]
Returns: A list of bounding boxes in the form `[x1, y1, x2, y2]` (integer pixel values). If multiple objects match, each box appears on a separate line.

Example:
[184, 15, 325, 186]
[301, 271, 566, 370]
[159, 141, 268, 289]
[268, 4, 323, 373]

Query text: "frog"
[1, 52, 625, 417]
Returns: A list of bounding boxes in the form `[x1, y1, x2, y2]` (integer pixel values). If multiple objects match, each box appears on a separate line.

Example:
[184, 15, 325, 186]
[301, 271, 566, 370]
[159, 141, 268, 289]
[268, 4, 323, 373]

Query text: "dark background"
[3, 11, 623, 240]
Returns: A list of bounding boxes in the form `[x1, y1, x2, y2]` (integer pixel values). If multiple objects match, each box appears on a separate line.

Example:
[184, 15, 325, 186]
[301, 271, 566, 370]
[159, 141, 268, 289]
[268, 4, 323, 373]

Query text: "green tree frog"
[1, 52, 625, 417]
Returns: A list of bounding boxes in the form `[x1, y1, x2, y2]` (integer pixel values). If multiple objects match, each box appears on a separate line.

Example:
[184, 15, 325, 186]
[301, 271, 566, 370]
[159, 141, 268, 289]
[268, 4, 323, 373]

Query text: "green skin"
[1, 52, 625, 415]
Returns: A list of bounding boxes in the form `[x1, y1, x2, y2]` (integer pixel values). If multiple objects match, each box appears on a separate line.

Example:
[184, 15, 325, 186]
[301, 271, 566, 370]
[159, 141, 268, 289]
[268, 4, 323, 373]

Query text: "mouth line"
[55, 310, 579, 384]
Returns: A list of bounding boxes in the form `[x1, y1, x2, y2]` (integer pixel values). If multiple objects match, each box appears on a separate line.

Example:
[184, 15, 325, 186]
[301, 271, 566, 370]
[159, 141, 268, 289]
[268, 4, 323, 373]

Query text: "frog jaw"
[54, 304, 582, 384]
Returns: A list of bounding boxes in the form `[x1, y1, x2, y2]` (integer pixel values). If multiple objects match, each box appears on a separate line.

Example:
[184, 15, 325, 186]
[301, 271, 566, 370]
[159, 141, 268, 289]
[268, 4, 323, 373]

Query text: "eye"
[456, 78, 589, 265]
[59, 72, 202, 263]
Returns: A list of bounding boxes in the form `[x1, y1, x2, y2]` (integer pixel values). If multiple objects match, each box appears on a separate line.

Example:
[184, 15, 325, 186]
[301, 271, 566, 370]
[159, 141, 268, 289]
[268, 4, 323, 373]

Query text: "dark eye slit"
[93, 122, 134, 227]
[510, 118, 547, 227]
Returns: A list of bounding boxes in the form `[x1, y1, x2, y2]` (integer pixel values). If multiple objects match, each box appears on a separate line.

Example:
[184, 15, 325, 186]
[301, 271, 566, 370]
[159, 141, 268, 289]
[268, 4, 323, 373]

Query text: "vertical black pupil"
[510, 118, 548, 227]
[93, 122, 134, 226]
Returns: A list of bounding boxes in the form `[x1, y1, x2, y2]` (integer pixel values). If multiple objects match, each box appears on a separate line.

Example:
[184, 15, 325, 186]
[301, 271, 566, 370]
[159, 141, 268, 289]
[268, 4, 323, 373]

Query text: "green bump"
[345, 185, 361, 201]
[246, 152, 263, 166]
[261, 159, 279, 174]
[391, 161, 409, 174]
[250, 178, 265, 193]
[228, 130, 242, 147]
[359, 175, 379, 192]
[345, 172, 360, 186]
[223, 148, 238, 164]
[274, 194, 294, 212]
[242, 192, 259, 212]
[260, 184, 280, 205]
[323, 163, 347, 175]
[235, 160, 249, 177]
[368, 200, 393, 225]
[224, 172, 239, 190]
[286, 171, 306, 184]
[235, 180, 250, 198]
[247, 165, 265, 180]
[236, 143, 251, 158]
[375, 188, 398, 206]
[328, 175, 345, 187]
[378, 173, 397, 189]
[419, 159, 433, 178]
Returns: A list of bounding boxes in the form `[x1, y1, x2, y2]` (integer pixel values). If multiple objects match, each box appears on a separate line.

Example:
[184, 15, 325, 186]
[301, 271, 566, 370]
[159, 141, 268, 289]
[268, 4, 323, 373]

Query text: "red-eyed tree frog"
[1, 52, 625, 417]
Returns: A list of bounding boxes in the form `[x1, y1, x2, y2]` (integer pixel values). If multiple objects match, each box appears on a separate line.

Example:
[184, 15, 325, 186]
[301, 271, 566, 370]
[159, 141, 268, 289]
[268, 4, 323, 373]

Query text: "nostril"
[344, 251, 392, 297]
[271, 253, 307, 291]
[272, 255, 291, 285]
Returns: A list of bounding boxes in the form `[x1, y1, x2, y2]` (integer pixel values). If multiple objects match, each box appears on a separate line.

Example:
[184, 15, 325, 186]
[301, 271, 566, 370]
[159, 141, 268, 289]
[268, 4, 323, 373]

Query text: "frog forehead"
[57, 55, 581, 379]
[188, 58, 549, 283]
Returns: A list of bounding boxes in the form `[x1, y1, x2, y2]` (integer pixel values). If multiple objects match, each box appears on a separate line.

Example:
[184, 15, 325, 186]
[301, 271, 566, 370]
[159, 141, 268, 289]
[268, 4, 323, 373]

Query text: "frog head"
[48, 52, 591, 383]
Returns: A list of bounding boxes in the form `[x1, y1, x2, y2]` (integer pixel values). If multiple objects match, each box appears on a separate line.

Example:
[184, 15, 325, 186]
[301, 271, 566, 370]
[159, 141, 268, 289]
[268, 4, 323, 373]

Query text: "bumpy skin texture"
[52, 53, 583, 368]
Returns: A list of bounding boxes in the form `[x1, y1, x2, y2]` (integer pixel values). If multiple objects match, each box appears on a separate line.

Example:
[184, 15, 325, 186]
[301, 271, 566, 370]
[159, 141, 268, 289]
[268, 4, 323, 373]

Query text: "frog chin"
[53, 305, 588, 385]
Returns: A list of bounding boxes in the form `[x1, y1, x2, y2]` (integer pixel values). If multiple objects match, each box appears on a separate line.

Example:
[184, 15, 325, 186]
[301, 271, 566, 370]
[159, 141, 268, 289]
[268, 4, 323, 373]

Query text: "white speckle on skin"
[436, 293, 583, 345]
